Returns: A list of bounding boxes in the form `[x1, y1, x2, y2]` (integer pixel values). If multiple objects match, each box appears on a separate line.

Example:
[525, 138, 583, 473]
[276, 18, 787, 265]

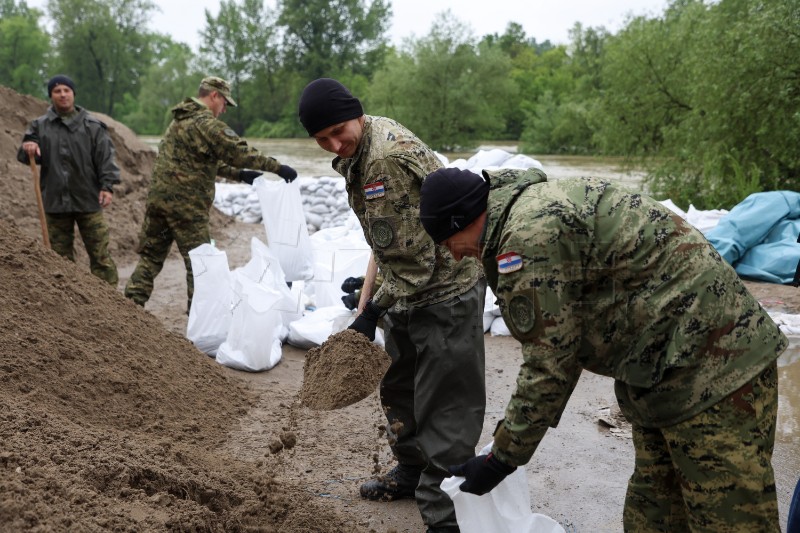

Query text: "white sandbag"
[186, 243, 233, 356]
[464, 149, 513, 171]
[441, 441, 565, 533]
[490, 316, 511, 337]
[240, 237, 304, 326]
[310, 225, 371, 309]
[216, 273, 284, 372]
[483, 286, 500, 333]
[254, 177, 314, 282]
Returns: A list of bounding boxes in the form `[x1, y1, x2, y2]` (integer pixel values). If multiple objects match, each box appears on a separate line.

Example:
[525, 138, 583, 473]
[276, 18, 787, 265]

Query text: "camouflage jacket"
[17, 105, 120, 214]
[333, 116, 482, 310]
[482, 170, 787, 466]
[148, 97, 282, 214]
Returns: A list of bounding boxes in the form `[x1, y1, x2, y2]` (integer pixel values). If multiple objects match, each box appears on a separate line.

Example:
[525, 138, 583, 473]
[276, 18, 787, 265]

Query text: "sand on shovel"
[301, 329, 391, 410]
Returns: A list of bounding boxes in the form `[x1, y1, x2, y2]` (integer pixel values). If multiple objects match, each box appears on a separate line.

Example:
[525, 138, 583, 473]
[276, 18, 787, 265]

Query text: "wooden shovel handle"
[29, 159, 50, 249]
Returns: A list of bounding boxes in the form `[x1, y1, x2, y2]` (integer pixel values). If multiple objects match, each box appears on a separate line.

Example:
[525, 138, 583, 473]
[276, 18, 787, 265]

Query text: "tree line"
[2, 0, 798, 208]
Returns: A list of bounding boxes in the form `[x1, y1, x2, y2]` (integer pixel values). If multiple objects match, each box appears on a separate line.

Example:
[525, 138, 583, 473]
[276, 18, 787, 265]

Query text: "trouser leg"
[124, 206, 173, 306]
[171, 215, 211, 312]
[382, 279, 487, 529]
[45, 212, 76, 261]
[624, 361, 779, 533]
[75, 211, 118, 285]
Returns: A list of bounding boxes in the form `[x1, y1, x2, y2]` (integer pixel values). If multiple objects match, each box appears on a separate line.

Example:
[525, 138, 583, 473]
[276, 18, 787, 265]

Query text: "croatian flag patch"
[364, 182, 385, 199]
[497, 252, 523, 274]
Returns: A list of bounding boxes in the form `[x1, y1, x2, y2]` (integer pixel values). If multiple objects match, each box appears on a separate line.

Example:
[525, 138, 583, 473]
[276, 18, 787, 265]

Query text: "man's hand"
[447, 453, 517, 496]
[347, 300, 384, 341]
[238, 169, 263, 185]
[99, 190, 113, 208]
[277, 164, 297, 183]
[22, 141, 41, 162]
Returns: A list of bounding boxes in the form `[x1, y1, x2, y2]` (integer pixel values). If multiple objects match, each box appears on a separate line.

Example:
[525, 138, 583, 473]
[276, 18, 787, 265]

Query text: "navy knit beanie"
[420, 168, 490, 243]
[298, 78, 363, 136]
[47, 75, 76, 96]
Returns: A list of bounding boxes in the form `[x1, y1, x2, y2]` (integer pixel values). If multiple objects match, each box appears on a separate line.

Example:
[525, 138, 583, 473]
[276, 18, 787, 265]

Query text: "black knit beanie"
[420, 168, 490, 243]
[47, 75, 76, 96]
[298, 78, 363, 136]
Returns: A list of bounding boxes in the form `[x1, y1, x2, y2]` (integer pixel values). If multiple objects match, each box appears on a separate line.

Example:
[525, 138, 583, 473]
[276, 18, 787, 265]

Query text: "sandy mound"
[0, 85, 370, 532]
[301, 329, 391, 410]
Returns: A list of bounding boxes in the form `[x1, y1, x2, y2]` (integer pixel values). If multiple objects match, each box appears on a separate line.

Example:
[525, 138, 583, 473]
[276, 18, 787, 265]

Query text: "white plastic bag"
[216, 273, 284, 372]
[441, 441, 565, 533]
[254, 177, 314, 282]
[309, 225, 371, 309]
[286, 306, 385, 349]
[186, 243, 233, 356]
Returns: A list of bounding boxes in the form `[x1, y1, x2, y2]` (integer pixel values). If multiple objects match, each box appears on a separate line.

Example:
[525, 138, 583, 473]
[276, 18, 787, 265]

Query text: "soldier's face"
[313, 116, 365, 158]
[50, 85, 75, 114]
[210, 92, 227, 117]
[440, 213, 486, 261]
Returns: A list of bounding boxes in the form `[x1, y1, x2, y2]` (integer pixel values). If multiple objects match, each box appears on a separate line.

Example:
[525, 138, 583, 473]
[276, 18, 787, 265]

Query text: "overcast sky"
[28, 0, 669, 49]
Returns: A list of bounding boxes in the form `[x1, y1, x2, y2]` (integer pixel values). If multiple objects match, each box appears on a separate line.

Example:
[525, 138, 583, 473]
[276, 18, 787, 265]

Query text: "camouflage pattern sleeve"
[364, 156, 437, 309]
[490, 212, 584, 467]
[197, 117, 282, 175]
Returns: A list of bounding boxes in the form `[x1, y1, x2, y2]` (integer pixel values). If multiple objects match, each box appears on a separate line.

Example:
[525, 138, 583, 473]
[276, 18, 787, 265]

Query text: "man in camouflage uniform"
[17, 74, 120, 285]
[419, 166, 787, 532]
[124, 76, 298, 311]
[298, 78, 486, 533]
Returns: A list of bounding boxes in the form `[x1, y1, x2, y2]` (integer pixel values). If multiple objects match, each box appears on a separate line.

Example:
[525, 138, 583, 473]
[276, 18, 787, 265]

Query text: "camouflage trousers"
[45, 211, 118, 286]
[124, 203, 210, 311]
[624, 361, 779, 532]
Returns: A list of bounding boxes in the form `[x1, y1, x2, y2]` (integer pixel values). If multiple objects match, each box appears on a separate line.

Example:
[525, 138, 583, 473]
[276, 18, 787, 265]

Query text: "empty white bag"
[186, 243, 233, 356]
[441, 441, 565, 533]
[254, 177, 314, 282]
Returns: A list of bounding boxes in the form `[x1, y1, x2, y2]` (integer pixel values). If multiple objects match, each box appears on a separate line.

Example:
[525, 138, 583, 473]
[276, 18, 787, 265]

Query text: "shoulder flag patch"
[364, 181, 385, 200]
[497, 252, 523, 274]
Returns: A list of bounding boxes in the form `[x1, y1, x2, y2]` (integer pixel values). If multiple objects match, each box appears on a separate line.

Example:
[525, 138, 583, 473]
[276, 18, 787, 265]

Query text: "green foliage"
[369, 11, 517, 151]
[0, 1, 49, 96]
[46, 0, 156, 115]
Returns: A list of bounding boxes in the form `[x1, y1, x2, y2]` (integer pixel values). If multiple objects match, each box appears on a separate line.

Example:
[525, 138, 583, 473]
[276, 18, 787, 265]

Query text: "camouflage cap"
[200, 76, 237, 107]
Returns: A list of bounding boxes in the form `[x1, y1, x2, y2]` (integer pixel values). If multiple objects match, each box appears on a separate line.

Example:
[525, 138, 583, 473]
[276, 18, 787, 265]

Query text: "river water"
[141, 136, 799, 510]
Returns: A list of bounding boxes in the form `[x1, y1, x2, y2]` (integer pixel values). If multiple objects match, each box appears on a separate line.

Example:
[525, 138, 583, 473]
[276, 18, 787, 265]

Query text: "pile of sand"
[0, 86, 369, 532]
[301, 329, 391, 410]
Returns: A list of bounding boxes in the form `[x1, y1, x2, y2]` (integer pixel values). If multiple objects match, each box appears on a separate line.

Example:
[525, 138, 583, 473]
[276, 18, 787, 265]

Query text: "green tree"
[369, 11, 517, 151]
[118, 36, 201, 134]
[277, 0, 391, 82]
[198, 0, 280, 133]
[0, 0, 50, 96]
[46, 0, 156, 116]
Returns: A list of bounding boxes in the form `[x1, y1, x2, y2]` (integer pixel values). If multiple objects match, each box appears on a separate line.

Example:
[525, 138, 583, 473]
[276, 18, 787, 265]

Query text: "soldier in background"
[124, 76, 297, 311]
[298, 78, 486, 533]
[419, 166, 787, 532]
[17, 74, 120, 285]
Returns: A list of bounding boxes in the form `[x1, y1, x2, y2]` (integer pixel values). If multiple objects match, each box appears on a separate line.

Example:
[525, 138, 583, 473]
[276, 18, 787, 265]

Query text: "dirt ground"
[1, 86, 798, 532]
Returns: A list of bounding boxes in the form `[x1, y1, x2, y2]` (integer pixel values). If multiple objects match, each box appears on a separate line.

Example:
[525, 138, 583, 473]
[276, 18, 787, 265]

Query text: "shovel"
[28, 159, 50, 249]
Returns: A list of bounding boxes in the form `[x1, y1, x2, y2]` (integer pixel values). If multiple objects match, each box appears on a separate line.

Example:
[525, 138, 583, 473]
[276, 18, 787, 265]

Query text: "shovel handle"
[29, 158, 50, 249]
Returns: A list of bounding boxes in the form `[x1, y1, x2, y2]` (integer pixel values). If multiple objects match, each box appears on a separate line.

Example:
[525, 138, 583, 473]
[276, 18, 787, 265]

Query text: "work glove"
[347, 300, 384, 341]
[238, 169, 262, 185]
[447, 453, 517, 496]
[340, 276, 364, 293]
[277, 164, 298, 183]
[341, 293, 359, 311]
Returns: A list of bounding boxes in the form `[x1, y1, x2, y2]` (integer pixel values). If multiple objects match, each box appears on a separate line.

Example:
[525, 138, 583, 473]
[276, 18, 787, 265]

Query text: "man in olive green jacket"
[419, 166, 787, 533]
[18, 74, 120, 285]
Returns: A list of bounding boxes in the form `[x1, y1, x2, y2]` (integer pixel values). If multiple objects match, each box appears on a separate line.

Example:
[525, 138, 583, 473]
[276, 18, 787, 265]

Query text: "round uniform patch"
[371, 220, 394, 248]
[509, 294, 535, 333]
[223, 128, 238, 138]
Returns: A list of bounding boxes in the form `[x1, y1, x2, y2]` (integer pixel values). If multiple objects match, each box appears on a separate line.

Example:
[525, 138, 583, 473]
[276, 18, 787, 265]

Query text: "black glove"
[277, 164, 297, 183]
[447, 453, 517, 496]
[238, 169, 262, 185]
[347, 300, 384, 341]
[340, 276, 364, 293]
[341, 293, 359, 310]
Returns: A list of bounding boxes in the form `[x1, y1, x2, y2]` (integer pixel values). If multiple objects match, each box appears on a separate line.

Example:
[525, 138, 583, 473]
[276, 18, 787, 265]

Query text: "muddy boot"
[359, 464, 422, 501]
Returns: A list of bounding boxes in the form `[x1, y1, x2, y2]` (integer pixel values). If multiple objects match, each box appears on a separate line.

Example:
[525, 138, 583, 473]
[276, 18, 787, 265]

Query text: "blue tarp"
[705, 191, 800, 284]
